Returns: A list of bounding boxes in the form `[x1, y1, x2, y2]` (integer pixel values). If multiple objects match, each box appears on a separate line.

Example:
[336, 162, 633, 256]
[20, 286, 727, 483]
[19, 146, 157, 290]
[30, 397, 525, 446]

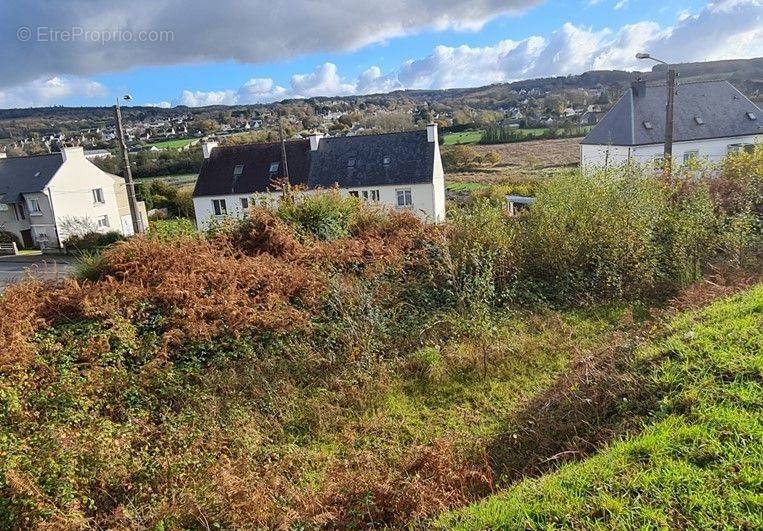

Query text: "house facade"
[0, 147, 147, 249]
[192, 124, 446, 230]
[581, 80, 761, 170]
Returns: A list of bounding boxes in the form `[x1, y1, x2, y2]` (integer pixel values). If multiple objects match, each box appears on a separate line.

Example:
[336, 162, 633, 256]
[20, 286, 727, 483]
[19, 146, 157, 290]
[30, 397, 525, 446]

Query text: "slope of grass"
[438, 284, 763, 529]
[443, 131, 484, 145]
[147, 138, 198, 149]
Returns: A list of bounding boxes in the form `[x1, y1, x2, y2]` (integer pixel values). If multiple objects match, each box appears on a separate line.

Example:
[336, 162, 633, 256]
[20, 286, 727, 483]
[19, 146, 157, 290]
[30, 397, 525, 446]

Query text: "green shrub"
[73, 250, 110, 281]
[148, 218, 197, 240]
[63, 230, 125, 252]
[277, 191, 361, 241]
[0, 230, 20, 247]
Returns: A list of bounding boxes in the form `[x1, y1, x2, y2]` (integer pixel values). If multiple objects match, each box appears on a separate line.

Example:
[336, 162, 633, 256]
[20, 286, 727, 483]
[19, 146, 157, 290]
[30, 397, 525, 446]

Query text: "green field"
[135, 173, 198, 189]
[439, 285, 763, 529]
[443, 130, 484, 145]
[147, 138, 198, 149]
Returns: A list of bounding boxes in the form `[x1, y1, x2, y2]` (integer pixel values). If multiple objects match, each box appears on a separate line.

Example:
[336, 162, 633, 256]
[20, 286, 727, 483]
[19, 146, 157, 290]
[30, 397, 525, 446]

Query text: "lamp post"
[636, 53, 676, 171]
[113, 94, 146, 234]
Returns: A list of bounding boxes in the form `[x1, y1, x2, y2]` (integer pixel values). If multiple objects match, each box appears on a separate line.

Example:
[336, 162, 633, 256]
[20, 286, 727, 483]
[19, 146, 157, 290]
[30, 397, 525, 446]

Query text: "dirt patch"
[474, 137, 581, 169]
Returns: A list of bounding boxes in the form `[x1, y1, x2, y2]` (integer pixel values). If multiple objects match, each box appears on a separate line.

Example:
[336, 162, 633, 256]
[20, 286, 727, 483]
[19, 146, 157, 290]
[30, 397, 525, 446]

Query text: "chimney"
[426, 122, 438, 143]
[202, 141, 218, 159]
[309, 132, 323, 151]
[631, 78, 647, 98]
[61, 146, 84, 162]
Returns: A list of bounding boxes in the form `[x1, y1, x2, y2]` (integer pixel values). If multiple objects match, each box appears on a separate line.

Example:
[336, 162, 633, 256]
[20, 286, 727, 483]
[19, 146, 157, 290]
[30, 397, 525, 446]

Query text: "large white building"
[0, 147, 146, 249]
[581, 79, 761, 170]
[192, 124, 446, 230]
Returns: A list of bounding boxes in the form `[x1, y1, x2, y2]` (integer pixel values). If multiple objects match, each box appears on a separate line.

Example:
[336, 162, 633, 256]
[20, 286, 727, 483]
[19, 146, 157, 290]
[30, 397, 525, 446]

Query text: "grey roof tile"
[0, 153, 62, 203]
[581, 80, 761, 146]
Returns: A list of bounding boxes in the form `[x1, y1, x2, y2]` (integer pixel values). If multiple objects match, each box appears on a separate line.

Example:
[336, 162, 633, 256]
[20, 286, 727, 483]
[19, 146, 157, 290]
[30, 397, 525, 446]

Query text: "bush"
[63, 230, 125, 252]
[277, 191, 361, 241]
[148, 218, 197, 241]
[0, 230, 20, 247]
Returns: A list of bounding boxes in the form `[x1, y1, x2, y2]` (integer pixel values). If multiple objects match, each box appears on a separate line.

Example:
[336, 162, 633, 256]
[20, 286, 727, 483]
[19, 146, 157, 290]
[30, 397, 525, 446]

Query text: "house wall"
[581, 135, 761, 170]
[193, 182, 440, 231]
[47, 147, 125, 243]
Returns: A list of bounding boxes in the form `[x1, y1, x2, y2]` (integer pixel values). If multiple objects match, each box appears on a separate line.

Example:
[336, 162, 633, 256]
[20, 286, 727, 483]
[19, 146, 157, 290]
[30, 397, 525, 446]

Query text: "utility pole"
[663, 67, 676, 165]
[113, 96, 145, 234]
[278, 113, 290, 183]
[636, 53, 677, 174]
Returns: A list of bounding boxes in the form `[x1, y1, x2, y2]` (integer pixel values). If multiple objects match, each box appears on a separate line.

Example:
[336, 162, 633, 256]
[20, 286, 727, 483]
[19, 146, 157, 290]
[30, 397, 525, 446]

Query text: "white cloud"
[145, 101, 172, 108]
[0, 0, 541, 90]
[0, 76, 106, 107]
[614, 0, 629, 10]
[178, 89, 237, 107]
[172, 0, 762, 107]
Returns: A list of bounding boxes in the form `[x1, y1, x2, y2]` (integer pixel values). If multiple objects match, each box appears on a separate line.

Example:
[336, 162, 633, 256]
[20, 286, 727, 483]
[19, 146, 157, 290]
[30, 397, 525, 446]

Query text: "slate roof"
[307, 130, 434, 189]
[192, 140, 311, 197]
[0, 153, 63, 204]
[581, 80, 761, 146]
[193, 130, 436, 197]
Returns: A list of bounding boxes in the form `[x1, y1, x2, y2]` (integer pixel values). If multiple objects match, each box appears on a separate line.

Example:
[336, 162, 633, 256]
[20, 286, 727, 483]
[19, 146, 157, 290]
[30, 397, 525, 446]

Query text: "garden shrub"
[63, 230, 125, 252]
[0, 230, 20, 247]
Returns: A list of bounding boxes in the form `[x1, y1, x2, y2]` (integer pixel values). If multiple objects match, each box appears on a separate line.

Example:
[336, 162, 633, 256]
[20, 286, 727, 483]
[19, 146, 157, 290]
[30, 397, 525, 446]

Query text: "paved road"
[0, 254, 75, 291]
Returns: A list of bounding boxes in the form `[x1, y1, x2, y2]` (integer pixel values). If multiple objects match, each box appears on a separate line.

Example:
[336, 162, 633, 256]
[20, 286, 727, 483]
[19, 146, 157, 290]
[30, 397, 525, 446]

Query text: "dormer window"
[642, 121, 653, 130]
[269, 162, 279, 173]
[746, 112, 757, 120]
[233, 164, 244, 176]
[347, 158, 356, 168]
[694, 116, 705, 125]
[383, 155, 391, 166]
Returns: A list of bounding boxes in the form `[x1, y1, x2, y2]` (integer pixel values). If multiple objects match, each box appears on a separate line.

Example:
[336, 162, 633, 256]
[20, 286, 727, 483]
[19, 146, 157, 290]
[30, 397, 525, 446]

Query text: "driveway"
[0, 253, 75, 292]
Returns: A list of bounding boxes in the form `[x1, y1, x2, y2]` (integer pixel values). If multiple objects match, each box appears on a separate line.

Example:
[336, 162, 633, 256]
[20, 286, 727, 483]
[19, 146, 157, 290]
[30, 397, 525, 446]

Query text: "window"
[212, 199, 227, 216]
[642, 121, 653, 130]
[269, 162, 279, 173]
[383, 155, 391, 165]
[349, 190, 359, 197]
[96, 215, 110, 229]
[233, 164, 244, 176]
[28, 198, 41, 214]
[683, 150, 699, 163]
[727, 143, 755, 154]
[241, 197, 249, 209]
[360, 190, 380, 201]
[693, 116, 705, 125]
[396, 189, 412, 208]
[92, 188, 105, 203]
[15, 203, 25, 220]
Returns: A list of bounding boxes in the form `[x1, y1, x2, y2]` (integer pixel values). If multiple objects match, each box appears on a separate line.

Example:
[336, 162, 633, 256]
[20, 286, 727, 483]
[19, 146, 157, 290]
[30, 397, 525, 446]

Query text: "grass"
[135, 173, 198, 189]
[437, 284, 763, 529]
[443, 131, 484, 145]
[147, 138, 198, 149]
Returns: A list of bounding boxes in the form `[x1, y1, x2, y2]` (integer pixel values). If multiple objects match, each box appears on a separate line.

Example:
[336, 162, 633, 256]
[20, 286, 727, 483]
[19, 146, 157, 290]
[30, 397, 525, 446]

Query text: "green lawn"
[437, 285, 763, 529]
[147, 138, 198, 149]
[443, 131, 484, 145]
[135, 173, 198, 187]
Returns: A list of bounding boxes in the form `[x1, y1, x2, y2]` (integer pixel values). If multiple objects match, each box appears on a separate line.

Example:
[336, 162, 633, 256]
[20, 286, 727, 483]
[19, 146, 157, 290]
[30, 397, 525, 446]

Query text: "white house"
[192, 124, 446, 230]
[0, 147, 147, 249]
[581, 79, 761, 170]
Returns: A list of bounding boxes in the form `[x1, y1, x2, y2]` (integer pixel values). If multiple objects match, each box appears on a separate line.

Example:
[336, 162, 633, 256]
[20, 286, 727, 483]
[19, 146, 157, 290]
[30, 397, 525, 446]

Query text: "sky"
[0, 0, 761, 109]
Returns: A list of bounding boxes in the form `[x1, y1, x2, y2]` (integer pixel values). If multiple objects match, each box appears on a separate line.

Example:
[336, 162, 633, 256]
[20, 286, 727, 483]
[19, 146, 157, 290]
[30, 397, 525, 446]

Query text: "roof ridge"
[0, 152, 61, 161]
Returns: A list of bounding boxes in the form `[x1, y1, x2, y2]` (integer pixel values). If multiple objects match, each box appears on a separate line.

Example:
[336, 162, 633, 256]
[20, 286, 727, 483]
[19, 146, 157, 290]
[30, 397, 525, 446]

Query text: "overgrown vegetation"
[0, 148, 760, 528]
[439, 285, 763, 529]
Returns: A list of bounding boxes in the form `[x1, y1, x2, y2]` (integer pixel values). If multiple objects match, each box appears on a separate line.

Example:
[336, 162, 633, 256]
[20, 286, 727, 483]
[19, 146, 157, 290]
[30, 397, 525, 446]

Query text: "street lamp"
[637, 52, 676, 171]
[113, 94, 146, 234]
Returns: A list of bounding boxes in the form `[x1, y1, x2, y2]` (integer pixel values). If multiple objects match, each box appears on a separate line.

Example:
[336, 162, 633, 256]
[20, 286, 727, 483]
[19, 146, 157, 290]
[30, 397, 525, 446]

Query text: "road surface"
[0, 254, 75, 292]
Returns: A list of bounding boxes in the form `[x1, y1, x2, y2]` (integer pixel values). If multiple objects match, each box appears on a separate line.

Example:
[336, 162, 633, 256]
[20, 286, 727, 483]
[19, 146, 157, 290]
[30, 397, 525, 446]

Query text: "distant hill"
[0, 58, 760, 125]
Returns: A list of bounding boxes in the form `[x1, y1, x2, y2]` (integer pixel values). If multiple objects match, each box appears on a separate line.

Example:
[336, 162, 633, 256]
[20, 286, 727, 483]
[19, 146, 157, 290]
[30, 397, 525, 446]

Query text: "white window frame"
[96, 215, 110, 229]
[212, 199, 227, 216]
[396, 188, 412, 208]
[240, 197, 249, 209]
[28, 198, 42, 214]
[92, 188, 105, 204]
